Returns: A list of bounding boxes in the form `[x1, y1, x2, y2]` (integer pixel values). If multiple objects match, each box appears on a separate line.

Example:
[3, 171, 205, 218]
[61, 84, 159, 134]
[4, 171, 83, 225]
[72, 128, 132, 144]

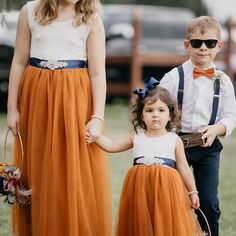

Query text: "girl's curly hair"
[131, 86, 181, 133]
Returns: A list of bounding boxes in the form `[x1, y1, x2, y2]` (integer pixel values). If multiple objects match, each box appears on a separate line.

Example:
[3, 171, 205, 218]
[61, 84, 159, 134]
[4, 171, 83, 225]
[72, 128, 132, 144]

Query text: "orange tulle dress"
[12, 1, 111, 236]
[115, 131, 204, 236]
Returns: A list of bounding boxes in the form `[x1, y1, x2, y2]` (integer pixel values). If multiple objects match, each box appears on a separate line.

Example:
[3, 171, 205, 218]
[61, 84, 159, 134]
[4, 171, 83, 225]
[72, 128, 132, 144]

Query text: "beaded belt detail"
[133, 156, 176, 168]
[30, 58, 86, 70]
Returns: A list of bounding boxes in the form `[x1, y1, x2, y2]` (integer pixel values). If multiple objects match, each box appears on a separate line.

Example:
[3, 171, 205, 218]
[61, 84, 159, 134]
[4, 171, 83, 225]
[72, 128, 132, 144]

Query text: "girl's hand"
[7, 110, 20, 136]
[85, 130, 92, 144]
[189, 192, 200, 209]
[85, 118, 103, 143]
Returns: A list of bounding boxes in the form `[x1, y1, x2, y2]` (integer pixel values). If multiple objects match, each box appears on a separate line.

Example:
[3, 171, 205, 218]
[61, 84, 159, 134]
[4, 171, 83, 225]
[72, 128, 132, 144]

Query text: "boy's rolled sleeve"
[217, 119, 236, 137]
[217, 78, 236, 137]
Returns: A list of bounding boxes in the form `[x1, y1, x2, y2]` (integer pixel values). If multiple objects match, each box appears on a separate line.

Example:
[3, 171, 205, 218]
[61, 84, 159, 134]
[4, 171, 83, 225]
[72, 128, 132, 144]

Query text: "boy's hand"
[189, 193, 200, 209]
[198, 124, 226, 147]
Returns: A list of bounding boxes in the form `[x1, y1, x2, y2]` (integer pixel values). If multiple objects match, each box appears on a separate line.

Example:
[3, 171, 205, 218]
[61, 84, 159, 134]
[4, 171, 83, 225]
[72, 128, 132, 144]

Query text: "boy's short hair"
[186, 16, 221, 40]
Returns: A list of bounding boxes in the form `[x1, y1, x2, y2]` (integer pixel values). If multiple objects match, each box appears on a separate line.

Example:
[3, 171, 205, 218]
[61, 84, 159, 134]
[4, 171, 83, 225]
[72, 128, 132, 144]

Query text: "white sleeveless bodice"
[27, 0, 90, 61]
[133, 131, 177, 161]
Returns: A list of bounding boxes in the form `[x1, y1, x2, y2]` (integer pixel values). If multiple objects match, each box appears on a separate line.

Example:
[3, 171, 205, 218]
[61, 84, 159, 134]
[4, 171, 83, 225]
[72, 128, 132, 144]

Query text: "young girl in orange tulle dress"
[86, 77, 204, 236]
[7, 0, 111, 235]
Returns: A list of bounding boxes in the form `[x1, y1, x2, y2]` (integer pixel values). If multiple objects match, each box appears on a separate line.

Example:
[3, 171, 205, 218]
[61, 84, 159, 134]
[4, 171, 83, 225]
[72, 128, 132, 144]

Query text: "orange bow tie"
[193, 67, 215, 79]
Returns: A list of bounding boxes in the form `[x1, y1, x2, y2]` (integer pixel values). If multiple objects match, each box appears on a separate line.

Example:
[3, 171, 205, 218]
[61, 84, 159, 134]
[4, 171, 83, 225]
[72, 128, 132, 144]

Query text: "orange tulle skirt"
[115, 164, 203, 236]
[12, 65, 112, 236]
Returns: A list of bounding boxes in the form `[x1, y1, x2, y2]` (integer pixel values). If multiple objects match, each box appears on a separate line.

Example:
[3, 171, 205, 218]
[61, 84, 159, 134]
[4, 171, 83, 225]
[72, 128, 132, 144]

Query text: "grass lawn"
[0, 103, 236, 235]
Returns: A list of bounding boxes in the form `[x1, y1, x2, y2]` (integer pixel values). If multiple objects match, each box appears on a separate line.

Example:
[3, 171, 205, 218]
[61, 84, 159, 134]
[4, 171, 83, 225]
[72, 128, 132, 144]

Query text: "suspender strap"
[177, 65, 184, 109]
[177, 66, 221, 125]
[208, 75, 221, 125]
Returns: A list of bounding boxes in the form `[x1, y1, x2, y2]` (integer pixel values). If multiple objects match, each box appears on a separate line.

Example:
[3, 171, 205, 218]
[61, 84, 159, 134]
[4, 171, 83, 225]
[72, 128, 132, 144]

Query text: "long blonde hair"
[35, 0, 101, 26]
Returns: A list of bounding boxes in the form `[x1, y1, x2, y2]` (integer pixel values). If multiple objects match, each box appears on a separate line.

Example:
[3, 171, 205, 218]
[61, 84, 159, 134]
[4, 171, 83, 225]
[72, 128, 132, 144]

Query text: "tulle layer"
[115, 164, 203, 236]
[12, 66, 112, 236]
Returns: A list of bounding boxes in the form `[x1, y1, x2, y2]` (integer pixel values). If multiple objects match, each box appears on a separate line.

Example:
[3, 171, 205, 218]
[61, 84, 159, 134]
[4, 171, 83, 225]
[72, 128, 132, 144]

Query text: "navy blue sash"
[133, 156, 176, 168]
[30, 58, 86, 70]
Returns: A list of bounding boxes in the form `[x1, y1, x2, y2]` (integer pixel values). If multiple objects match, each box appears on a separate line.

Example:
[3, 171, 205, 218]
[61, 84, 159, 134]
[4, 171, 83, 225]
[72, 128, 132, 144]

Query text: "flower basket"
[0, 130, 31, 206]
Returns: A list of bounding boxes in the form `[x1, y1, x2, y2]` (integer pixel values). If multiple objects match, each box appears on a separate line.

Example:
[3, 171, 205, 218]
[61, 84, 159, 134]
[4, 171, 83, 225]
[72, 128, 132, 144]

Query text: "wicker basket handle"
[197, 208, 212, 236]
[3, 129, 24, 170]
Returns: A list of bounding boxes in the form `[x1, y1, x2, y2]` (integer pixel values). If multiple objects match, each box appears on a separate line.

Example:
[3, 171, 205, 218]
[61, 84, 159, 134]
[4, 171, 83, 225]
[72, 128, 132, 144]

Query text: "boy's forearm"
[214, 123, 226, 136]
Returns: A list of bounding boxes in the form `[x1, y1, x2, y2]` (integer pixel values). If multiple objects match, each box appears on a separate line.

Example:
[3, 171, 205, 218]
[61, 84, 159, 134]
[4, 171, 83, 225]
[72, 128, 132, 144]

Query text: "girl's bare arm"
[7, 5, 31, 135]
[175, 136, 200, 208]
[86, 15, 106, 142]
[95, 133, 133, 153]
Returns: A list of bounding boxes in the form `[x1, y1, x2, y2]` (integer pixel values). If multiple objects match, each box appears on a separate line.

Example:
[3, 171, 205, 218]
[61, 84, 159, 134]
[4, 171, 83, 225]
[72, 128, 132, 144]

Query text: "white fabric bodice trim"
[133, 131, 177, 161]
[27, 0, 90, 61]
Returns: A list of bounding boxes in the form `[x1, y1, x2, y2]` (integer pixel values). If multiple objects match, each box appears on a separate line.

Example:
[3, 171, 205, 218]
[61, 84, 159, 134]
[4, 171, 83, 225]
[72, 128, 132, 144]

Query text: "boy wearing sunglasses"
[160, 16, 236, 236]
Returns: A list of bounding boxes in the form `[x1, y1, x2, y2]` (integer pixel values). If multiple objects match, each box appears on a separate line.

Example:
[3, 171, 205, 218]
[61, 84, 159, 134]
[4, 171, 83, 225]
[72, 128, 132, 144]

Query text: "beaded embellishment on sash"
[133, 156, 176, 168]
[136, 156, 165, 166]
[39, 59, 69, 70]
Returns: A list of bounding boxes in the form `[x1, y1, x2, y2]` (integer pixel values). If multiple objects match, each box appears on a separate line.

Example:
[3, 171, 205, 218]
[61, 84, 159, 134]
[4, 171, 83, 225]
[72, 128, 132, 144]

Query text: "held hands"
[198, 124, 226, 147]
[7, 110, 20, 136]
[85, 116, 103, 144]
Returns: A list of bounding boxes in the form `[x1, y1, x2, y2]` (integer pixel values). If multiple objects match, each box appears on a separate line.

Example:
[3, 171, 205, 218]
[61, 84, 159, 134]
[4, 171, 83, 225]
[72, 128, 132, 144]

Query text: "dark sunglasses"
[189, 39, 218, 49]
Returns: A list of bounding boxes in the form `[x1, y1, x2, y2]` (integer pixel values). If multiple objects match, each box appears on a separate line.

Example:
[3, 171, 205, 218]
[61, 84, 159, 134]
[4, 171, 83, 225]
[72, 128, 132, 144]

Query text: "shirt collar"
[188, 59, 215, 71]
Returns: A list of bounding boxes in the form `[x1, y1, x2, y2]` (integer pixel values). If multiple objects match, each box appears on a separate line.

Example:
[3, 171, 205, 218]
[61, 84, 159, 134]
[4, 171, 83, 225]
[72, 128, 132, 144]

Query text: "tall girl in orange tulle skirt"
[7, 0, 111, 235]
[87, 78, 204, 236]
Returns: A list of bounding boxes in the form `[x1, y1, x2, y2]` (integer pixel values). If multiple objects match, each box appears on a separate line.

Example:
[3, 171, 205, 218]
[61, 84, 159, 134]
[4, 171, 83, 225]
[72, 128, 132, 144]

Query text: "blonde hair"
[186, 16, 221, 40]
[35, 0, 101, 26]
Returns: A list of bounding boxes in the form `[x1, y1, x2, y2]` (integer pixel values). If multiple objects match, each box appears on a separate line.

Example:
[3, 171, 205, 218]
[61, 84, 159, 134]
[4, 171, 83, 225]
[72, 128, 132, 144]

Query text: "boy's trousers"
[185, 138, 223, 236]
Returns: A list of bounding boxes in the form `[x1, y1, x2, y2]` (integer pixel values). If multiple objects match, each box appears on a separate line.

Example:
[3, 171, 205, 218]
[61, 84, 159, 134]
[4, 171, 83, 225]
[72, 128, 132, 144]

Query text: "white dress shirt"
[160, 59, 236, 137]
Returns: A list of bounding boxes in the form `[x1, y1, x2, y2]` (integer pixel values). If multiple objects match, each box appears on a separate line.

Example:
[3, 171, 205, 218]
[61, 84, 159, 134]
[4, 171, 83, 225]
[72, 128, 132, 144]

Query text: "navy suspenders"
[209, 77, 220, 125]
[177, 65, 221, 125]
[177, 66, 184, 110]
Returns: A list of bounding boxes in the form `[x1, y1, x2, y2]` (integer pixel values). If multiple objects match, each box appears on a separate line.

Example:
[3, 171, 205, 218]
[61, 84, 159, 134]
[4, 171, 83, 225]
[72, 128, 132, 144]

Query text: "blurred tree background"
[1, 0, 208, 16]
[0, 0, 27, 11]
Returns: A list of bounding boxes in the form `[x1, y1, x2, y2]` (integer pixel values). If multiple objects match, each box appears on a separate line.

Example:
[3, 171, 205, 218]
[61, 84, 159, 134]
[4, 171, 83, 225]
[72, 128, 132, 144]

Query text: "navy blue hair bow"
[133, 77, 159, 99]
